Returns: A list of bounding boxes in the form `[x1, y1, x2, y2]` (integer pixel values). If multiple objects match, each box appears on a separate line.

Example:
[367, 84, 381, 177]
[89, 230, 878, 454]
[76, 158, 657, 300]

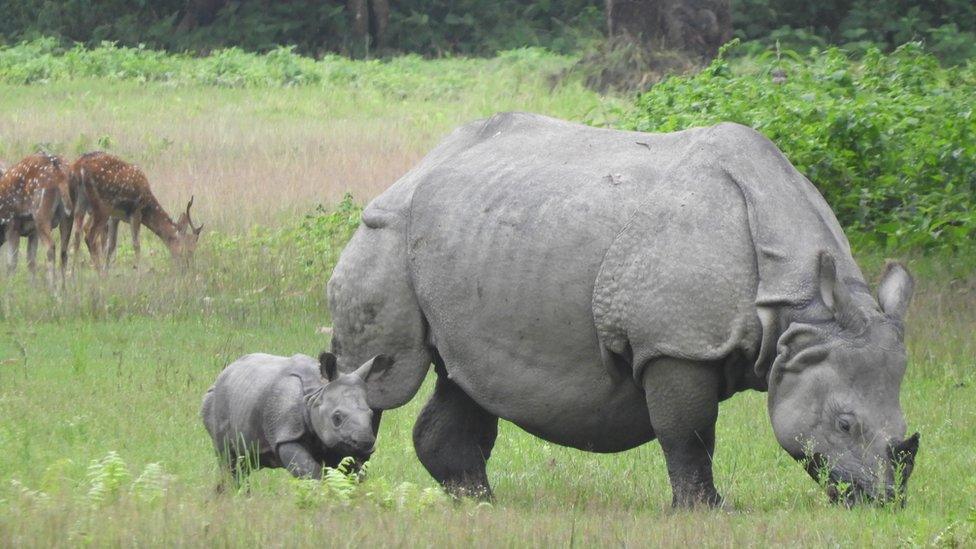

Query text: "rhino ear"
[818, 252, 854, 318]
[319, 352, 338, 381]
[352, 354, 394, 381]
[877, 262, 914, 321]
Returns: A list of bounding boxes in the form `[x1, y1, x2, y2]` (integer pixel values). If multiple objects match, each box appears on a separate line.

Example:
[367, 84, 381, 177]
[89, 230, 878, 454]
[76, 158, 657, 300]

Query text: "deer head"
[174, 195, 204, 261]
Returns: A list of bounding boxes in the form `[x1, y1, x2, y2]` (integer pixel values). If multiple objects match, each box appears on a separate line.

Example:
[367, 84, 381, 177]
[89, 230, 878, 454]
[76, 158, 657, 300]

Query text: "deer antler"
[184, 195, 202, 232]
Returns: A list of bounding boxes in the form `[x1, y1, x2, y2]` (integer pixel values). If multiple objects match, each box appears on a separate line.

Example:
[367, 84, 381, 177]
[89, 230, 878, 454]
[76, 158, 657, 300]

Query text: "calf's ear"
[319, 352, 338, 381]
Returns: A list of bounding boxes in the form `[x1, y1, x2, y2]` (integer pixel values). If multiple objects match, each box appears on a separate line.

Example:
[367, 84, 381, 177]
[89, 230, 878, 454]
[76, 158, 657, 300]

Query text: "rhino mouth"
[805, 453, 904, 508]
[332, 442, 375, 469]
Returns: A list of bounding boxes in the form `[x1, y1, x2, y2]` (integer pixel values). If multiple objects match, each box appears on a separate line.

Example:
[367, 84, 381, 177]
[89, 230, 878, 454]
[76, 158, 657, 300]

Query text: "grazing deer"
[0, 153, 74, 281]
[69, 152, 203, 270]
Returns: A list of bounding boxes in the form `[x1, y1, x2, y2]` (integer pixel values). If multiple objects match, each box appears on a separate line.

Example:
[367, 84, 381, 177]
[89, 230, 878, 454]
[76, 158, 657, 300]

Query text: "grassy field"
[1, 53, 975, 547]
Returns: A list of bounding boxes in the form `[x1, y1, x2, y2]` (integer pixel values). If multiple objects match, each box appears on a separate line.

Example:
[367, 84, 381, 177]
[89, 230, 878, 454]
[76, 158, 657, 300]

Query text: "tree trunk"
[347, 0, 370, 43]
[369, 0, 390, 49]
[605, 0, 732, 60]
[347, 0, 389, 55]
[176, 0, 228, 32]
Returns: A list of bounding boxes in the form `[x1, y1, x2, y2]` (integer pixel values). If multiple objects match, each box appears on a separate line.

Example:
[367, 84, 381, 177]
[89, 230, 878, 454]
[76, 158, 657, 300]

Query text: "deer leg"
[129, 211, 142, 267]
[105, 217, 120, 268]
[59, 214, 73, 280]
[71, 212, 86, 268]
[85, 209, 109, 273]
[4, 220, 19, 274]
[26, 232, 38, 277]
[31, 221, 56, 287]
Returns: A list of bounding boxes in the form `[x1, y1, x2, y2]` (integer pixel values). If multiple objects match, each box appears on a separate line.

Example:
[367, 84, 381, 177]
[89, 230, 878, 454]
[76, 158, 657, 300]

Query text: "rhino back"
[593, 120, 864, 368]
[405, 114, 862, 449]
[202, 354, 319, 460]
[405, 113, 714, 449]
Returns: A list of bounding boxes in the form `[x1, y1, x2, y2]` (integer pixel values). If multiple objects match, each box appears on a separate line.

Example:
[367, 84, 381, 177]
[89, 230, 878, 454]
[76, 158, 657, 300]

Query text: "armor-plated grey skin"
[201, 352, 391, 481]
[327, 112, 919, 507]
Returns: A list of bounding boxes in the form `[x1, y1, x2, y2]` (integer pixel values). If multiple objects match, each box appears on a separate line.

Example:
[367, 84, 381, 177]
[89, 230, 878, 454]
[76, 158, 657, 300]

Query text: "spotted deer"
[70, 152, 203, 270]
[0, 152, 74, 281]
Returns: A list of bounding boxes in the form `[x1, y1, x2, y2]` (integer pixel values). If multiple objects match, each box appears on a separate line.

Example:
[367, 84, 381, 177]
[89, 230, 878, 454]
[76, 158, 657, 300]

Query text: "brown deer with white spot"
[0, 152, 74, 282]
[69, 152, 203, 271]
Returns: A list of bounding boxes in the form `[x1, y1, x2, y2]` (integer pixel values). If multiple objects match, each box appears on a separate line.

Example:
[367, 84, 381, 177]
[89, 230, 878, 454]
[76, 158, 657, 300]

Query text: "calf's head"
[768, 254, 919, 506]
[306, 352, 393, 462]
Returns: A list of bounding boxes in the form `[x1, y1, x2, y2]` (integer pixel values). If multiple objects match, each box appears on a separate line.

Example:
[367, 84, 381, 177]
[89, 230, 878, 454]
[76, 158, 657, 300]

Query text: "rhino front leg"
[642, 357, 723, 508]
[413, 357, 498, 500]
[278, 442, 323, 479]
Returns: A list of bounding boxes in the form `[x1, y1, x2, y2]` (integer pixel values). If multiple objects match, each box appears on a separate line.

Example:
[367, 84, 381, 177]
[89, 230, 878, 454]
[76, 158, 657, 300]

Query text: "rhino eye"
[836, 416, 853, 433]
[331, 411, 345, 427]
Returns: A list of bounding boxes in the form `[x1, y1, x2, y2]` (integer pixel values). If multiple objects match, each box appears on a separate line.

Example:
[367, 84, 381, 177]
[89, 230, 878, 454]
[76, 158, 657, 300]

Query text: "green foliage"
[734, 0, 976, 64]
[628, 43, 976, 252]
[205, 194, 362, 293]
[291, 457, 448, 511]
[131, 463, 170, 504]
[0, 40, 578, 91]
[85, 451, 132, 506]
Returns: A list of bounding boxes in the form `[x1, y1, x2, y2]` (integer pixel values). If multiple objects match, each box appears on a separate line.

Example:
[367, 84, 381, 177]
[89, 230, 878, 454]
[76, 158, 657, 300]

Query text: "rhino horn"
[889, 432, 920, 491]
[352, 354, 394, 381]
[890, 432, 920, 465]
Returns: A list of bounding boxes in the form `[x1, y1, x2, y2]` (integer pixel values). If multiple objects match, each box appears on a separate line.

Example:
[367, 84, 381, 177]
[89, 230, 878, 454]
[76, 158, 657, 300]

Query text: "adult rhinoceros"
[327, 113, 919, 507]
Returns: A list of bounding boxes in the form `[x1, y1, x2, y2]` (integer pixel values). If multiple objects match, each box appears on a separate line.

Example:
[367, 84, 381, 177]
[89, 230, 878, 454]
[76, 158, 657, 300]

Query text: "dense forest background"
[0, 0, 973, 63]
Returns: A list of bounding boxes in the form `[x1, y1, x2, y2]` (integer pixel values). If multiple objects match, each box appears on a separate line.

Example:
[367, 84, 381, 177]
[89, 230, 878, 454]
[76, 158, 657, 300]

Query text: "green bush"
[0, 40, 576, 90]
[628, 43, 976, 252]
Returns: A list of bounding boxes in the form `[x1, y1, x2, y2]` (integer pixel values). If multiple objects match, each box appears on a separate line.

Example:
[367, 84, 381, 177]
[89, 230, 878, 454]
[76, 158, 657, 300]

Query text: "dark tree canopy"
[0, 0, 970, 61]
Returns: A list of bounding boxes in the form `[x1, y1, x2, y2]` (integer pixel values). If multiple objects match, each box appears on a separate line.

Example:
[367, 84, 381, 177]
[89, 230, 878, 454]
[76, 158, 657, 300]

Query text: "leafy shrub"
[628, 42, 976, 252]
[0, 40, 576, 91]
[291, 457, 448, 511]
[85, 451, 131, 506]
[82, 452, 171, 507]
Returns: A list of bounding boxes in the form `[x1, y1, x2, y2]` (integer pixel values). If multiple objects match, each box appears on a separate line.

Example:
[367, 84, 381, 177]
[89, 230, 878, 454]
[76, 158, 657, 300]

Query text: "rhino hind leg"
[641, 356, 723, 508]
[412, 355, 498, 500]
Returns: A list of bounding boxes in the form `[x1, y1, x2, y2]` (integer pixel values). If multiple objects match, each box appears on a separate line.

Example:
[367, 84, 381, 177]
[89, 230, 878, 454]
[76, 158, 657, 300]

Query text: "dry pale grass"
[0, 75, 621, 231]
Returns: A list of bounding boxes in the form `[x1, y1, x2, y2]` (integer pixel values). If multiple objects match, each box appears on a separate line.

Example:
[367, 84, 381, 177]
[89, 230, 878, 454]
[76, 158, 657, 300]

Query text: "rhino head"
[307, 352, 393, 462]
[767, 253, 919, 505]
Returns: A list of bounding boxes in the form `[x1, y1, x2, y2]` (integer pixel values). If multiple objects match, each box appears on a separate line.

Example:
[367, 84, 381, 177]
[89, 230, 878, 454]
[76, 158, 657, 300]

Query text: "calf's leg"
[641, 356, 723, 508]
[413, 355, 498, 500]
[277, 442, 323, 479]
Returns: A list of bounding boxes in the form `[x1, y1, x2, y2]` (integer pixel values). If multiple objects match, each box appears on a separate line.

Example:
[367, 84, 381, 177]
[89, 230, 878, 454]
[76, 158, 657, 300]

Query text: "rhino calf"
[201, 352, 391, 481]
